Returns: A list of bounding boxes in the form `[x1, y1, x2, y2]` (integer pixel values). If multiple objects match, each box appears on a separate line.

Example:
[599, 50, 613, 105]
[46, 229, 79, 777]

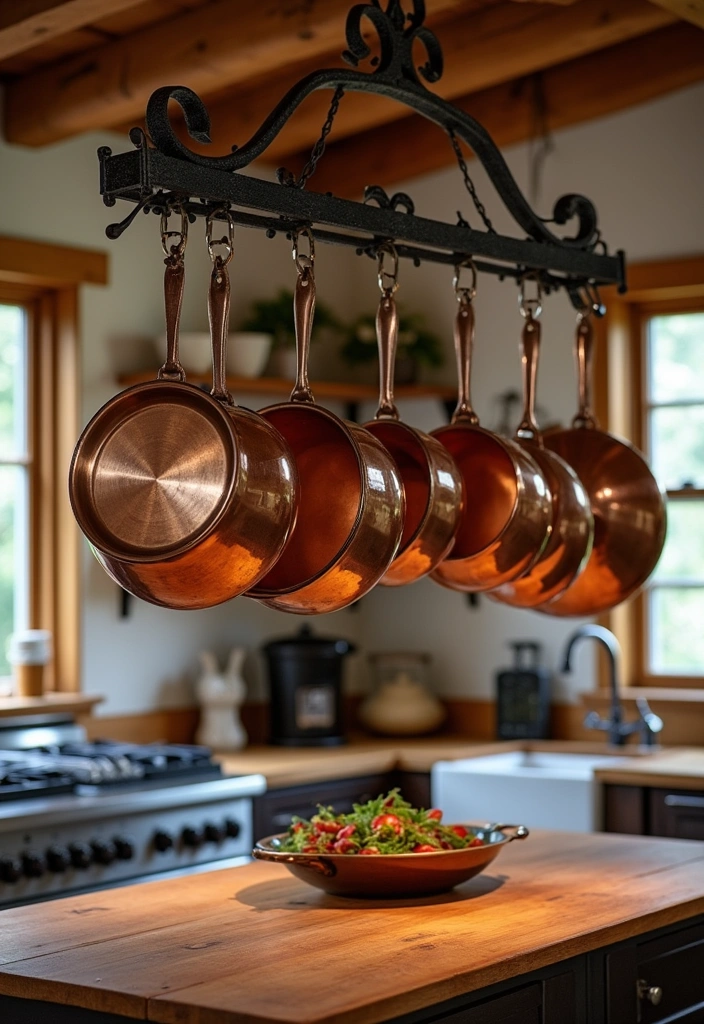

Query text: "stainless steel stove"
[0, 716, 265, 909]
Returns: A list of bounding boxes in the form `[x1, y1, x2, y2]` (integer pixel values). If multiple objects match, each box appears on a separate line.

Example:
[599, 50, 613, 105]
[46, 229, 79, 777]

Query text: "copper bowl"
[252, 824, 528, 898]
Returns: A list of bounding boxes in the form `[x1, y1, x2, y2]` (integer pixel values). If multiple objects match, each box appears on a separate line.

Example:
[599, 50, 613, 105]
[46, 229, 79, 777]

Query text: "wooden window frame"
[596, 255, 704, 690]
[0, 236, 108, 693]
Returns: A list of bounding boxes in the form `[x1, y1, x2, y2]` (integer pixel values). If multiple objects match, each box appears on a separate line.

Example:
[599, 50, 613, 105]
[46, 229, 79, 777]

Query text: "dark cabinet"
[604, 784, 704, 841]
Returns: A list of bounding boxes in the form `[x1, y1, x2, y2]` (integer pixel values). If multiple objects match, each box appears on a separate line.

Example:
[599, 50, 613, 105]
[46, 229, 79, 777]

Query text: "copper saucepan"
[430, 271, 552, 593]
[490, 291, 593, 608]
[363, 247, 463, 586]
[247, 230, 405, 614]
[69, 210, 298, 609]
[540, 309, 667, 616]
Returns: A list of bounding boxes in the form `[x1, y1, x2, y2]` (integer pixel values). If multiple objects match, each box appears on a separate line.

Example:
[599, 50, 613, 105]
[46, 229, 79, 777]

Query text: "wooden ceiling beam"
[280, 22, 704, 199]
[0, 1, 147, 62]
[142, 0, 674, 167]
[646, 0, 704, 28]
[3, 0, 471, 146]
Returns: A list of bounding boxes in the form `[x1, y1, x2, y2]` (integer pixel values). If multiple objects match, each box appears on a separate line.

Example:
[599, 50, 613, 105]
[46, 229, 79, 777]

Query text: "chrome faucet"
[561, 625, 663, 748]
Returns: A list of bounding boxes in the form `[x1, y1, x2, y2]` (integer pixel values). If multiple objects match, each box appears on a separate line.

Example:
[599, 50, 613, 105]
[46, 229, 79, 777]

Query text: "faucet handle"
[635, 697, 663, 740]
[583, 710, 609, 732]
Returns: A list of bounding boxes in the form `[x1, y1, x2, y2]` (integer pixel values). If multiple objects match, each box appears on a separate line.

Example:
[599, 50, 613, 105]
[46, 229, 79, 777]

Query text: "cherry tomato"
[332, 838, 356, 854]
[426, 808, 443, 821]
[313, 819, 340, 834]
[469, 837, 483, 847]
[359, 847, 380, 855]
[412, 844, 436, 853]
[291, 822, 305, 832]
[451, 825, 468, 838]
[371, 813, 403, 834]
[336, 824, 356, 840]
[302, 845, 318, 853]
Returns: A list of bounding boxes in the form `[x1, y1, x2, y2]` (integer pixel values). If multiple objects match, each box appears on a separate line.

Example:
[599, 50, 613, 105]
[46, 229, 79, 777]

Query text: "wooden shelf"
[0, 693, 103, 719]
[117, 372, 456, 404]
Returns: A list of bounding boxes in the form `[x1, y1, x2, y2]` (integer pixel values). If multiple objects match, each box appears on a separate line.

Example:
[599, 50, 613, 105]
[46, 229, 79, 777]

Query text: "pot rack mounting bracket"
[97, 0, 626, 308]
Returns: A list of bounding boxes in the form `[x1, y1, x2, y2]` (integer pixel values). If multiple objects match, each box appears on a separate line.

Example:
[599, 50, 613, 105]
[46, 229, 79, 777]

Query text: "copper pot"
[363, 249, 463, 586]
[69, 211, 298, 609]
[490, 301, 593, 608]
[247, 232, 404, 614]
[540, 311, 667, 616]
[430, 285, 552, 593]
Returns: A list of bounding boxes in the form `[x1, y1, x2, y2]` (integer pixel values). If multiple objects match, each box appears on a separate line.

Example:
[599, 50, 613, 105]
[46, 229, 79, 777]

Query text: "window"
[0, 236, 107, 694]
[597, 256, 704, 688]
[0, 302, 30, 679]
[644, 309, 704, 676]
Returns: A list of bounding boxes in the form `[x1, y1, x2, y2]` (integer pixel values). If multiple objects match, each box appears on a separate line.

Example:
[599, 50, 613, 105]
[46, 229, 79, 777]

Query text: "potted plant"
[340, 308, 444, 383]
[238, 289, 342, 378]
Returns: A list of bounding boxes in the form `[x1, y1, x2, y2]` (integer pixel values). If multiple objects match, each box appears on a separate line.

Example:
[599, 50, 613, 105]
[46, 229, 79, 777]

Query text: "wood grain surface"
[1, 831, 703, 1024]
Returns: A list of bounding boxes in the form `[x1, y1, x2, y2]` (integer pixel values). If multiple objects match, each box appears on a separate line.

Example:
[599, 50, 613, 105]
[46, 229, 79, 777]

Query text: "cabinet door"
[253, 773, 391, 839]
[649, 788, 704, 840]
[417, 972, 577, 1024]
[603, 786, 647, 835]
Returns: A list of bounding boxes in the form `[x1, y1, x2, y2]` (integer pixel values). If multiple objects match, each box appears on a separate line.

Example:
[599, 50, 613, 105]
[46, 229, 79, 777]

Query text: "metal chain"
[448, 130, 496, 234]
[278, 86, 345, 189]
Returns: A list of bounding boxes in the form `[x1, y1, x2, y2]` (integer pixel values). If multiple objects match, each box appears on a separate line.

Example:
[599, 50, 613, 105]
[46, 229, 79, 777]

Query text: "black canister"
[495, 641, 551, 740]
[263, 626, 356, 746]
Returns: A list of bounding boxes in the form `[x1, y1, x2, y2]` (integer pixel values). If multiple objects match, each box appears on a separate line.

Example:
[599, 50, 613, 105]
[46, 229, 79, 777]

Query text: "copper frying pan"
[69, 211, 298, 609]
[430, 274, 552, 593]
[363, 247, 463, 586]
[247, 230, 404, 614]
[540, 310, 667, 616]
[490, 294, 593, 608]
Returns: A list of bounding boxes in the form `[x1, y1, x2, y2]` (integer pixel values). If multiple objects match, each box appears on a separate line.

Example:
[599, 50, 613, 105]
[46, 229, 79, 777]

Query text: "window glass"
[649, 587, 704, 674]
[653, 500, 704, 581]
[0, 305, 29, 678]
[648, 312, 704, 403]
[649, 407, 704, 490]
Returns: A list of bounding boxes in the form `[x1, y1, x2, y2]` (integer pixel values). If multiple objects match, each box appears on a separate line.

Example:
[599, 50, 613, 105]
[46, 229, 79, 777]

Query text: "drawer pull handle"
[637, 979, 663, 1006]
[664, 794, 704, 809]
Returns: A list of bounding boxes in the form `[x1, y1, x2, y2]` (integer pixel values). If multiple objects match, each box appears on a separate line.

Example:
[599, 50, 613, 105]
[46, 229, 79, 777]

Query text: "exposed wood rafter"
[157, 0, 675, 166]
[0, 1, 146, 62]
[646, 0, 704, 29]
[281, 22, 704, 198]
[2, 0, 470, 146]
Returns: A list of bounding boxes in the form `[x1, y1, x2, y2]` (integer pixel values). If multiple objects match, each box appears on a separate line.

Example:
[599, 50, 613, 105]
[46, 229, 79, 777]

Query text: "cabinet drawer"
[650, 789, 704, 840]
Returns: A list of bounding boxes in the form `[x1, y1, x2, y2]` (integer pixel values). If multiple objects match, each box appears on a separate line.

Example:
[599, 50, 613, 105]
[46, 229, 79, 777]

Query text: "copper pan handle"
[253, 847, 336, 878]
[157, 209, 187, 382]
[375, 291, 400, 421]
[208, 258, 235, 407]
[290, 266, 316, 405]
[572, 314, 597, 430]
[515, 313, 541, 442]
[452, 295, 479, 426]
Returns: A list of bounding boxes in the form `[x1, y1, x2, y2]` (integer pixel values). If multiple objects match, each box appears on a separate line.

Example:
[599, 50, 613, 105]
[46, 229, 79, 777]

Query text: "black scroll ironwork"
[98, 0, 626, 303]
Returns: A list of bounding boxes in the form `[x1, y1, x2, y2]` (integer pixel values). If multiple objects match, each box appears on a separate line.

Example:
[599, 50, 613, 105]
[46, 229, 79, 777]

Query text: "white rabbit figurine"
[195, 648, 248, 751]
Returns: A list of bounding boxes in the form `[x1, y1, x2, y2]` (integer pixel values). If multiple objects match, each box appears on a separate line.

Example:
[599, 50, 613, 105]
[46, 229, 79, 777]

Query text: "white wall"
[1, 82, 702, 716]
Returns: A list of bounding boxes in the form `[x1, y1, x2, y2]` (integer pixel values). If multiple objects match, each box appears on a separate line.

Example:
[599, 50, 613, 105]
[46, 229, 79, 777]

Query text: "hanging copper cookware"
[540, 308, 667, 616]
[69, 210, 298, 609]
[490, 287, 593, 608]
[247, 230, 405, 614]
[430, 267, 552, 593]
[363, 246, 463, 586]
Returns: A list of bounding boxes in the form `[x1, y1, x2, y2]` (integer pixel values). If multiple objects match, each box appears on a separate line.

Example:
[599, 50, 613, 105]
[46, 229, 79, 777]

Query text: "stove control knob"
[113, 836, 135, 861]
[181, 827, 202, 849]
[91, 840, 116, 866]
[0, 857, 22, 883]
[22, 851, 46, 878]
[69, 842, 93, 869]
[224, 819, 241, 839]
[153, 830, 174, 853]
[203, 823, 224, 843]
[46, 845, 70, 873]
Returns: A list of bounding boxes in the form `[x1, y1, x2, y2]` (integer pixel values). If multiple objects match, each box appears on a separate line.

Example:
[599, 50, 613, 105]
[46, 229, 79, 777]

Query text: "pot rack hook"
[519, 273, 543, 320]
[453, 256, 477, 305]
[573, 281, 605, 320]
[292, 226, 315, 276]
[377, 241, 399, 296]
[160, 204, 189, 261]
[206, 207, 235, 273]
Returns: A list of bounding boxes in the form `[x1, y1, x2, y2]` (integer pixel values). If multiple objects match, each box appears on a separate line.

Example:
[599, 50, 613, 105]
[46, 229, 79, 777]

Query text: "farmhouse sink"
[432, 750, 639, 833]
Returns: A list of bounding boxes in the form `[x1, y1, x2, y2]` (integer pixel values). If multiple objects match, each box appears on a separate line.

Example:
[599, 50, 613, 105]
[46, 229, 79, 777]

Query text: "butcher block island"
[1, 832, 704, 1024]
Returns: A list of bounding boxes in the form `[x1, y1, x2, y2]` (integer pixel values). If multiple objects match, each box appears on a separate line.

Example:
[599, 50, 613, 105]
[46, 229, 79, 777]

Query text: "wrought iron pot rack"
[98, 0, 626, 307]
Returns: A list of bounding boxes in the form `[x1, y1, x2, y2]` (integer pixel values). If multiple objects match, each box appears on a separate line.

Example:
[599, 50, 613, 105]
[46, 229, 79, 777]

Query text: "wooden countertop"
[1, 831, 703, 1023]
[216, 738, 704, 790]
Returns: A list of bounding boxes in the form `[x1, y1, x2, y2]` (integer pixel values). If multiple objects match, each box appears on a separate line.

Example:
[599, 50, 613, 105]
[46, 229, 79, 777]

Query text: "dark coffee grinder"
[263, 626, 356, 746]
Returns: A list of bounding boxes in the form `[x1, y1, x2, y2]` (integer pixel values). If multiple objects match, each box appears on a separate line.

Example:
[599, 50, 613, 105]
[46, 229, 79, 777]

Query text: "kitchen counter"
[1, 830, 703, 1023]
[216, 737, 704, 790]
